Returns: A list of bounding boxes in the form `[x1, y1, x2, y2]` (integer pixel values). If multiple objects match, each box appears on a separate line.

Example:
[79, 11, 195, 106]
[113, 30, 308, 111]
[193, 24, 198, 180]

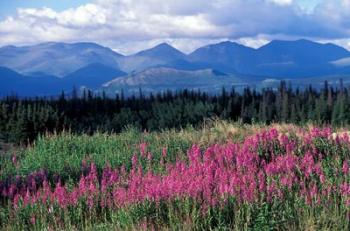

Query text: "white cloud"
[236, 36, 270, 49]
[18, 7, 57, 19]
[0, 0, 349, 54]
[267, 0, 294, 6]
[58, 4, 107, 27]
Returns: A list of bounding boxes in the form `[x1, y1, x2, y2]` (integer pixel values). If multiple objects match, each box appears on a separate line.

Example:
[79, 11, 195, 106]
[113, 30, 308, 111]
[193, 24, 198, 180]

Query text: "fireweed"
[0, 127, 349, 230]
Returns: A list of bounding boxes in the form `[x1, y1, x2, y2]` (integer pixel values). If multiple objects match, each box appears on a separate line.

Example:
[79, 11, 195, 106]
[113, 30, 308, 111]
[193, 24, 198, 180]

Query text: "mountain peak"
[261, 39, 322, 49]
[191, 40, 253, 54]
[217, 41, 240, 46]
[295, 38, 314, 43]
[137, 43, 183, 54]
[154, 42, 173, 49]
[33, 41, 118, 51]
[0, 41, 124, 77]
[134, 42, 185, 60]
[187, 40, 255, 74]
[259, 39, 350, 54]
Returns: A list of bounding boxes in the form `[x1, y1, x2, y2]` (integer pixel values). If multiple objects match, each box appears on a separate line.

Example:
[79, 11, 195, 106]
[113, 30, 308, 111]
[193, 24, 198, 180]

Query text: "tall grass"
[1, 120, 261, 182]
[0, 121, 349, 230]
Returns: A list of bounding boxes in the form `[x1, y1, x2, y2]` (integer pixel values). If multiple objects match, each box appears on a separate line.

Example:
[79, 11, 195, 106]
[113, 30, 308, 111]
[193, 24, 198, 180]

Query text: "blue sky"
[298, 0, 320, 10]
[0, 0, 349, 54]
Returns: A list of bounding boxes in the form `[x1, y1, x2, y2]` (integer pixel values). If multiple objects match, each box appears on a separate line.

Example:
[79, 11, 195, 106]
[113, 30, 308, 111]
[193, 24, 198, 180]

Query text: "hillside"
[102, 67, 246, 95]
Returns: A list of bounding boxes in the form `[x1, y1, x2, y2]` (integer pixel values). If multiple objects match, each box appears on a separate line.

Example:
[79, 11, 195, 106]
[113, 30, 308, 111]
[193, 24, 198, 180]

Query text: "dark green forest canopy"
[0, 81, 349, 144]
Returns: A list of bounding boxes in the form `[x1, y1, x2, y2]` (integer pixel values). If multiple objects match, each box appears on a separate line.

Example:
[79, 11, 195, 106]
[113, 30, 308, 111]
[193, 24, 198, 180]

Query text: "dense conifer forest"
[1, 80, 349, 144]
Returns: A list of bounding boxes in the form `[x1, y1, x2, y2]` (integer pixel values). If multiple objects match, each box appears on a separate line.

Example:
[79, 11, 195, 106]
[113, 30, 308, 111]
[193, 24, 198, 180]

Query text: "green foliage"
[1, 80, 350, 145]
[1, 128, 192, 182]
[1, 123, 350, 230]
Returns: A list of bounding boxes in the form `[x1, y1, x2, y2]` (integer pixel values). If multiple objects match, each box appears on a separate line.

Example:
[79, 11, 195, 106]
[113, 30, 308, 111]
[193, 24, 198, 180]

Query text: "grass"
[1, 120, 259, 182]
[0, 120, 349, 230]
[0, 120, 346, 182]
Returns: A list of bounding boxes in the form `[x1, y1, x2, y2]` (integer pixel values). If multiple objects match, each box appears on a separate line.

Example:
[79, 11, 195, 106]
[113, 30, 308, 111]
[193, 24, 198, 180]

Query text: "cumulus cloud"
[267, 0, 294, 6]
[0, 0, 350, 54]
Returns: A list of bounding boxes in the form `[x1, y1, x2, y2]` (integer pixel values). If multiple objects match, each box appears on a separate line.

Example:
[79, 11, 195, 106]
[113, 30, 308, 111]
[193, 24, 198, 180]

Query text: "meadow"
[0, 121, 349, 230]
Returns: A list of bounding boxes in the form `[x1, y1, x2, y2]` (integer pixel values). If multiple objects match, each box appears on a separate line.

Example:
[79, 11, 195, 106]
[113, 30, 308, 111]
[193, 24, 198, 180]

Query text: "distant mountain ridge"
[187, 41, 256, 74]
[102, 67, 246, 96]
[252, 39, 350, 77]
[185, 39, 350, 77]
[63, 63, 126, 89]
[0, 66, 61, 96]
[117, 43, 186, 73]
[0, 42, 124, 77]
[134, 43, 185, 60]
[1, 39, 350, 96]
[0, 63, 126, 96]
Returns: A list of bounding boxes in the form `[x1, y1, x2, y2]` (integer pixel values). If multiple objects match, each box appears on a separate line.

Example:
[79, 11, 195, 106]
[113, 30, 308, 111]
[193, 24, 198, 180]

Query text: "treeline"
[0, 80, 349, 144]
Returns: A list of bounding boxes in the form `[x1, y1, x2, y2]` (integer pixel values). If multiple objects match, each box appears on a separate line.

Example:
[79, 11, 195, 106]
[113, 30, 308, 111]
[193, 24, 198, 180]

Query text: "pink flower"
[70, 188, 79, 206]
[147, 152, 153, 161]
[30, 215, 36, 225]
[3, 127, 348, 217]
[23, 189, 31, 207]
[140, 142, 148, 156]
[11, 154, 17, 166]
[13, 193, 21, 209]
[53, 181, 67, 208]
[162, 148, 167, 157]
[132, 154, 138, 167]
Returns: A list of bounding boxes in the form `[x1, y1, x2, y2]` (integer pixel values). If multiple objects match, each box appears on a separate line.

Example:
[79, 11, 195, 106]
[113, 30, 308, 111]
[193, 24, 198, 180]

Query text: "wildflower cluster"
[0, 127, 349, 229]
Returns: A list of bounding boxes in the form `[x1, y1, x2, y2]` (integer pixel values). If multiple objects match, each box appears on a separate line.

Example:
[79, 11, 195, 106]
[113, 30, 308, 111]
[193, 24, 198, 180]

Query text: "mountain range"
[1, 39, 350, 96]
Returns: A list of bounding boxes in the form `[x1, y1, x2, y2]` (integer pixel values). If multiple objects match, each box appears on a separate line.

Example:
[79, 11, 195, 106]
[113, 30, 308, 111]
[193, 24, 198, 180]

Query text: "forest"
[0, 80, 349, 145]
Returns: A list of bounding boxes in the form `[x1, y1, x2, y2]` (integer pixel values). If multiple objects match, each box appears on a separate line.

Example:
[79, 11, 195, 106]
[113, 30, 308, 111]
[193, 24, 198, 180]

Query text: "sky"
[0, 0, 90, 19]
[0, 0, 350, 55]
